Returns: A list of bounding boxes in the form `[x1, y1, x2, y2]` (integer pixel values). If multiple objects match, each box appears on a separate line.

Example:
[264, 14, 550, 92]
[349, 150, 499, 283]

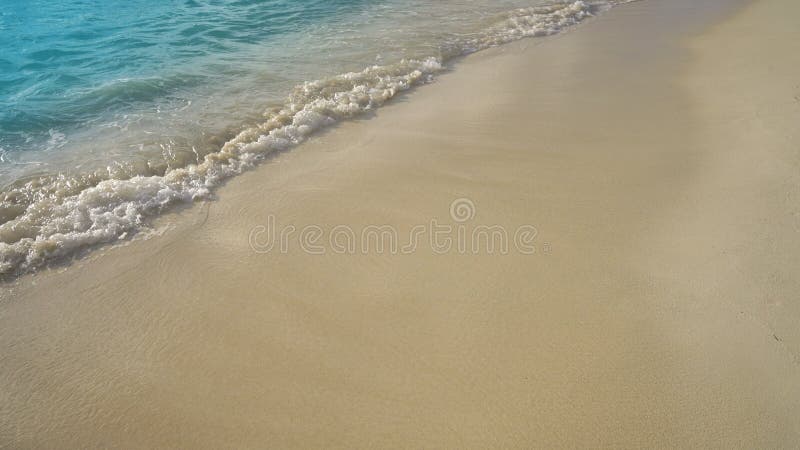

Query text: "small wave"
[0, 0, 624, 278]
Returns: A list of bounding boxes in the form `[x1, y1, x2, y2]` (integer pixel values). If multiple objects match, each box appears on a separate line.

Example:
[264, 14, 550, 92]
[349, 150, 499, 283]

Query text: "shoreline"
[0, 0, 616, 280]
[3, 0, 800, 447]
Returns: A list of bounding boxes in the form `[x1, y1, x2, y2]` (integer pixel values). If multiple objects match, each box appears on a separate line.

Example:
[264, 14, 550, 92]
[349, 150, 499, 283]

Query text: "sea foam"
[0, 0, 630, 277]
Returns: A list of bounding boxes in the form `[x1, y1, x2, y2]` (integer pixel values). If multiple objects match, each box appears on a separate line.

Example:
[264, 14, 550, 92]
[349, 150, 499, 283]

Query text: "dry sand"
[2, 0, 799, 447]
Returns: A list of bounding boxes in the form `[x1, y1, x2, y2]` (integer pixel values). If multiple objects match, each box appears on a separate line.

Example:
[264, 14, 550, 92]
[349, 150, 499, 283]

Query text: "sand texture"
[1, 0, 799, 447]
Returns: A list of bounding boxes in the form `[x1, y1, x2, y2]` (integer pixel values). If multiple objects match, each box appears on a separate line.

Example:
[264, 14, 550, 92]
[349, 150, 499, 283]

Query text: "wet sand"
[2, 0, 799, 447]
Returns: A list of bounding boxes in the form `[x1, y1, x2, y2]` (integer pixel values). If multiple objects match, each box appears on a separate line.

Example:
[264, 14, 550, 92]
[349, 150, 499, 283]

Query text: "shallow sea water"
[0, 0, 633, 276]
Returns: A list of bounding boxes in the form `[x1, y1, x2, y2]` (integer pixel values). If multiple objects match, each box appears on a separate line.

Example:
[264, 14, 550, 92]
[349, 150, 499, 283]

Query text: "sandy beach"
[2, 0, 799, 447]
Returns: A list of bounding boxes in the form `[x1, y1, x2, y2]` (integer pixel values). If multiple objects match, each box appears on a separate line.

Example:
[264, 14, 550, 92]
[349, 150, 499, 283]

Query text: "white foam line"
[0, 1, 622, 277]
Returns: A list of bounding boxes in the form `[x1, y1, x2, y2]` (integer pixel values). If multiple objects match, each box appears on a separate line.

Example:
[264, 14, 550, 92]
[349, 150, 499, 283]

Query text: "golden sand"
[2, 0, 799, 447]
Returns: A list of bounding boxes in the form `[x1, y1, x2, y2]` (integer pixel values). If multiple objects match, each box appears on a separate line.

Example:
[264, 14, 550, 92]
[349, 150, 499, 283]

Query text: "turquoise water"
[0, 0, 380, 171]
[0, 0, 630, 276]
[1, 0, 376, 137]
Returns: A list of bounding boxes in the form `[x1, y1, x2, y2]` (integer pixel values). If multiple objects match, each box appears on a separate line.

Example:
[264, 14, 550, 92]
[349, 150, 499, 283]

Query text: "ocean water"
[0, 0, 633, 276]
